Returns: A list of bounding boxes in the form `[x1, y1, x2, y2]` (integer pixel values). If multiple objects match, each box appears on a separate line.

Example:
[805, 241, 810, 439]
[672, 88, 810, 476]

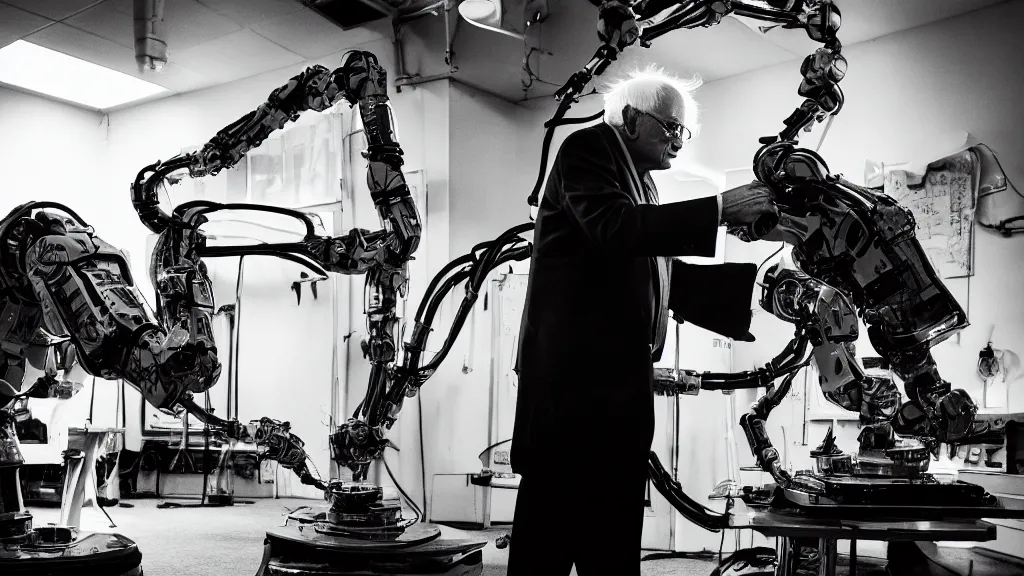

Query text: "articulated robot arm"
[126, 50, 426, 488]
[0, 201, 329, 489]
[125, 45, 535, 492]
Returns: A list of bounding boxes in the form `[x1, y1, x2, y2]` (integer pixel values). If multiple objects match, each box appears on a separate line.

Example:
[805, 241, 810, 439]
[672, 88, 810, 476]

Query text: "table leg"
[59, 450, 84, 528]
[80, 435, 102, 519]
[776, 537, 799, 575]
[849, 540, 857, 575]
[818, 538, 837, 576]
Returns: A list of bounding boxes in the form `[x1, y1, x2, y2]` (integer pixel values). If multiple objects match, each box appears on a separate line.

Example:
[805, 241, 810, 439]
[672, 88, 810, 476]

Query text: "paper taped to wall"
[866, 149, 977, 279]
[885, 155, 976, 279]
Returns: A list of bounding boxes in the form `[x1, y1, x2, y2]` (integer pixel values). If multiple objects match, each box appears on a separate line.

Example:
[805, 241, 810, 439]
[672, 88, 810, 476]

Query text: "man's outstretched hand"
[721, 181, 779, 242]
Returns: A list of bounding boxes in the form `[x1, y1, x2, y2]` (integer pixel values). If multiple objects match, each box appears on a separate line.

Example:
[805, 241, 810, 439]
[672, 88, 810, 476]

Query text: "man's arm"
[668, 259, 758, 341]
[559, 130, 720, 257]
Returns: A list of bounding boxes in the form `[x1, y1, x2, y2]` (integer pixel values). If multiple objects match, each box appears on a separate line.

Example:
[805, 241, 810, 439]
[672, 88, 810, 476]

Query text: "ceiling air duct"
[134, 0, 167, 72]
[457, 0, 525, 40]
[300, 0, 401, 30]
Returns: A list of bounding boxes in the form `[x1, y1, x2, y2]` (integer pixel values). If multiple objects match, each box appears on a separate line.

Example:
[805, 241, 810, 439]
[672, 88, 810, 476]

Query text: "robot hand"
[329, 418, 389, 479]
[246, 417, 326, 491]
[597, 1, 641, 50]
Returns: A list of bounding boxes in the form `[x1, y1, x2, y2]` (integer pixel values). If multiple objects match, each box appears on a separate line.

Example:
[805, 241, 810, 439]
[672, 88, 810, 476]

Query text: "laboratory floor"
[24, 499, 1023, 576]
[25, 498, 720, 576]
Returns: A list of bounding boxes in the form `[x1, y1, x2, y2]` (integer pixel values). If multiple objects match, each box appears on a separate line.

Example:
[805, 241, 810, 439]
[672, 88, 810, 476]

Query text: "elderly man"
[508, 67, 778, 574]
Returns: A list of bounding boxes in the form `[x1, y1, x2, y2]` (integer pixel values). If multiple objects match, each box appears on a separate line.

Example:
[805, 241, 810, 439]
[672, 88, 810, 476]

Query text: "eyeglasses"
[640, 110, 692, 142]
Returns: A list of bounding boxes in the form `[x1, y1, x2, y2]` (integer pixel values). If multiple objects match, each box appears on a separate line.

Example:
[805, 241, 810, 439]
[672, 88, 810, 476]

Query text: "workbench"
[726, 499, 1009, 576]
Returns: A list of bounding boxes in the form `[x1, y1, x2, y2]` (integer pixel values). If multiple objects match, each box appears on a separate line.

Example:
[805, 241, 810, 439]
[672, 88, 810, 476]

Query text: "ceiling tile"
[193, 0, 304, 27]
[0, 3, 52, 49]
[23, 22, 211, 93]
[66, 0, 244, 52]
[2, 0, 99, 21]
[250, 7, 388, 60]
[25, 20, 142, 73]
[170, 28, 305, 86]
[62, 0, 133, 49]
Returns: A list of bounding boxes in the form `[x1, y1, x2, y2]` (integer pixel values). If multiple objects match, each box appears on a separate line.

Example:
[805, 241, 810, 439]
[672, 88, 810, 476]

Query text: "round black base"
[0, 531, 143, 576]
[256, 523, 487, 576]
[206, 493, 234, 506]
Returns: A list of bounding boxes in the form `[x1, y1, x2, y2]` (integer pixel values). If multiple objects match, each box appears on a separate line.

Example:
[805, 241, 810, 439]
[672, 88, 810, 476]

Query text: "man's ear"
[621, 105, 640, 139]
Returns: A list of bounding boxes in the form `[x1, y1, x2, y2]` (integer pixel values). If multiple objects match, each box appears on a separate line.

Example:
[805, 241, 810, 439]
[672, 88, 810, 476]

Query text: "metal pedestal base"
[775, 537, 835, 576]
[0, 529, 143, 576]
[254, 522, 487, 576]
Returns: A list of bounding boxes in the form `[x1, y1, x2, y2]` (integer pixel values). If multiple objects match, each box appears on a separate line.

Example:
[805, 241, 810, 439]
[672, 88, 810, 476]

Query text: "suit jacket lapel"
[602, 124, 671, 358]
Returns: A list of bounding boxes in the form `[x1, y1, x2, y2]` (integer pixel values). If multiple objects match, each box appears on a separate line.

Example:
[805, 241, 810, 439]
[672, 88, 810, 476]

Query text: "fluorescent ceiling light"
[0, 40, 168, 110]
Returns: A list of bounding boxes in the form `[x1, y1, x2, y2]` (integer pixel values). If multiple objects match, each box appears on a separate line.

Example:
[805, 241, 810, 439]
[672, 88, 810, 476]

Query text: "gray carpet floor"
[25, 498, 719, 576]
[29, 499, 1023, 575]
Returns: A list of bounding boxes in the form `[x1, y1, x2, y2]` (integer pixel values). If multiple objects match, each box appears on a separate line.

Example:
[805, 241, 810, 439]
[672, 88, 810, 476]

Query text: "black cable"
[757, 242, 786, 278]
[477, 438, 511, 460]
[199, 401, 210, 506]
[383, 451, 422, 521]
[418, 393, 427, 516]
[120, 379, 127, 428]
[420, 245, 531, 373]
[641, 551, 717, 562]
[88, 375, 96, 424]
[96, 499, 118, 529]
[416, 253, 478, 320]
[528, 107, 605, 207]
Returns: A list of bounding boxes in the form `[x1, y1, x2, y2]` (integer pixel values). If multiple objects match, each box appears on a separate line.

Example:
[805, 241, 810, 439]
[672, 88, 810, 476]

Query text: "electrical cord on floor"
[418, 392, 427, 515]
[383, 451, 423, 523]
[640, 551, 718, 562]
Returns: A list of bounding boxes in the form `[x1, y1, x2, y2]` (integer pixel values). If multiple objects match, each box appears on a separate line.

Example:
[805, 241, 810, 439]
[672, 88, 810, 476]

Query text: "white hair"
[603, 64, 703, 136]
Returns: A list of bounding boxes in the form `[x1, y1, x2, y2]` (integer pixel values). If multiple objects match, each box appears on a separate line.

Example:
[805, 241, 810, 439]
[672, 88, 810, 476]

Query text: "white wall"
[411, 83, 537, 515]
[690, 0, 1024, 470]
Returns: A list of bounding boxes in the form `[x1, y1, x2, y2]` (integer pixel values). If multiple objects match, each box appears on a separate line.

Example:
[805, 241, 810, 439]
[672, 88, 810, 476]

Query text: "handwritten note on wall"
[882, 150, 977, 279]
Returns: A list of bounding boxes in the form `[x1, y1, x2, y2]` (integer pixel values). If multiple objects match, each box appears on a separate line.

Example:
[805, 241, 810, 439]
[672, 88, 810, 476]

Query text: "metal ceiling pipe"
[134, 0, 167, 72]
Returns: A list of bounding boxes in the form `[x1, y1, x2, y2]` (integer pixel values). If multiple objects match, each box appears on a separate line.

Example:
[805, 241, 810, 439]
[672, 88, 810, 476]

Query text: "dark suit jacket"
[511, 123, 756, 476]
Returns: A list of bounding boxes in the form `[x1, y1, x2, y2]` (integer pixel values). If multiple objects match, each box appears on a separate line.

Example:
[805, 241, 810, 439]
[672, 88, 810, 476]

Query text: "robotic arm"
[0, 201, 329, 490]
[127, 50, 423, 487]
